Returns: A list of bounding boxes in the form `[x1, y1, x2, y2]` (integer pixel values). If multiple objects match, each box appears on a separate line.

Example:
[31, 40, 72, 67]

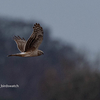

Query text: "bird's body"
[8, 23, 44, 57]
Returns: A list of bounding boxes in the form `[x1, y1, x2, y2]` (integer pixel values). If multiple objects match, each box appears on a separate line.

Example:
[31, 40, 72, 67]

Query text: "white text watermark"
[0, 84, 19, 88]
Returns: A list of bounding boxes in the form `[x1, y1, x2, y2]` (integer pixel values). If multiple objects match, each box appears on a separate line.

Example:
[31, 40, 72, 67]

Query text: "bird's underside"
[8, 23, 44, 57]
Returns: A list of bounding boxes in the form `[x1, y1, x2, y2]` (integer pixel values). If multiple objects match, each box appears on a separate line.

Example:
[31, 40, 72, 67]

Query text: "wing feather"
[25, 23, 43, 52]
[13, 36, 26, 52]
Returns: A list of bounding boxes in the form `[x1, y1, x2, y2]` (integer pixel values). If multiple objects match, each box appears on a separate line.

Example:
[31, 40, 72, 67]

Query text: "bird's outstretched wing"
[25, 23, 43, 52]
[13, 36, 27, 52]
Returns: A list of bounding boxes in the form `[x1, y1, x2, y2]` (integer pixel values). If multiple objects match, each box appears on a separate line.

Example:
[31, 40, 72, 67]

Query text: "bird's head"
[38, 50, 44, 56]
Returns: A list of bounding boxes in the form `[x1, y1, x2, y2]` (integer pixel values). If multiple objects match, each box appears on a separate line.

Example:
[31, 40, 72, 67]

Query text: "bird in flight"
[8, 23, 44, 57]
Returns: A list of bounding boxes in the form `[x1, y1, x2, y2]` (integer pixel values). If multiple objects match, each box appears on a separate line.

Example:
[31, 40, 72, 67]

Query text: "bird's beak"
[42, 52, 44, 55]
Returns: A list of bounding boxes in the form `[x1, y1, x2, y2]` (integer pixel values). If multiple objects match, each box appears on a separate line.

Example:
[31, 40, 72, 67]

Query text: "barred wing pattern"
[25, 23, 43, 52]
[13, 36, 26, 52]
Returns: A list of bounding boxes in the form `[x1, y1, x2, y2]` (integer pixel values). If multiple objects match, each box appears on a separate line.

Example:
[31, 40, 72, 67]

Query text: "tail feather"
[8, 54, 13, 57]
[8, 53, 23, 57]
[8, 54, 17, 57]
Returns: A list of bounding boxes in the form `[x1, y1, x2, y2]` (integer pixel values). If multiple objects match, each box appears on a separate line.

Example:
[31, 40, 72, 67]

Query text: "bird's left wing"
[13, 36, 27, 52]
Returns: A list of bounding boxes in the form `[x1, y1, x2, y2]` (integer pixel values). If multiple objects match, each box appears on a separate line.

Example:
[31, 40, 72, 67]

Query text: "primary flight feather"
[8, 23, 44, 57]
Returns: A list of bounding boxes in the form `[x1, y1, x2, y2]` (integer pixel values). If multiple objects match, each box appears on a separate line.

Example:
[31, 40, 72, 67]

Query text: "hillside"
[0, 18, 99, 100]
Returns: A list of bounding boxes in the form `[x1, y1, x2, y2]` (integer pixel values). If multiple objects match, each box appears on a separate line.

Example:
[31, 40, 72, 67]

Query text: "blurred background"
[0, 0, 100, 100]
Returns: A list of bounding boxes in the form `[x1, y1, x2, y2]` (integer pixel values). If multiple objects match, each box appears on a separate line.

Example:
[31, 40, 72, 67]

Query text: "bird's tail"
[8, 53, 23, 57]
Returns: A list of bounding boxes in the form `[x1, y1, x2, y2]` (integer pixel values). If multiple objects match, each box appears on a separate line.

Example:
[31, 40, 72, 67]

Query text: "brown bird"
[8, 23, 44, 57]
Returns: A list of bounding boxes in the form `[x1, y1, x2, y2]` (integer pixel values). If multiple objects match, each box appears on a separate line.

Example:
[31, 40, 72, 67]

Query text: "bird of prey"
[8, 23, 44, 57]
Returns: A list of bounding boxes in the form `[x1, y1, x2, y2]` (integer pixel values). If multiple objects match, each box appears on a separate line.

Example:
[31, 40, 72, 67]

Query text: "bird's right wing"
[25, 23, 43, 52]
[13, 36, 27, 52]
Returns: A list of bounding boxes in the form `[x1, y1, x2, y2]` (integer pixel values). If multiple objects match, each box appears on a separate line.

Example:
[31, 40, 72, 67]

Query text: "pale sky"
[0, 0, 100, 56]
